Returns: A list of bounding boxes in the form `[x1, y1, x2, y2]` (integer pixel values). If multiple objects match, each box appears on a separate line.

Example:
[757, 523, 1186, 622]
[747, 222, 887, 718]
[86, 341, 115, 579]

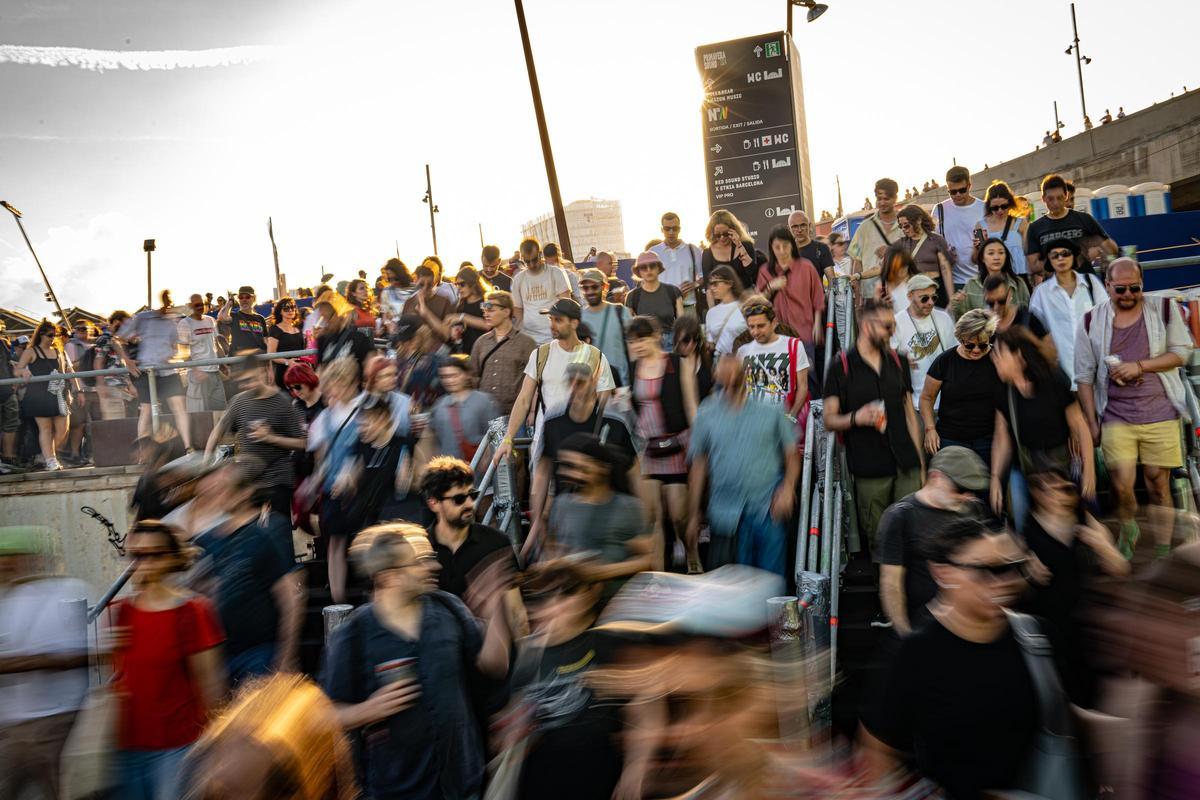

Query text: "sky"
[1, 0, 1196, 316]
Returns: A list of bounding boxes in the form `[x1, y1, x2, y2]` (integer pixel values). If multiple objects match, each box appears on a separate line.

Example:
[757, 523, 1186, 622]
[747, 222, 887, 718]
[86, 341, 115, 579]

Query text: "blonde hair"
[317, 357, 360, 390]
[350, 522, 429, 580]
[955, 308, 998, 343]
[181, 675, 357, 800]
[705, 209, 754, 248]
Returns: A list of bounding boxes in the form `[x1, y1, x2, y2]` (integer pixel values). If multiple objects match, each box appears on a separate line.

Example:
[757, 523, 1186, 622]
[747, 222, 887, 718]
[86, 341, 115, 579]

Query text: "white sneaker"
[45, 458, 62, 471]
[672, 539, 686, 569]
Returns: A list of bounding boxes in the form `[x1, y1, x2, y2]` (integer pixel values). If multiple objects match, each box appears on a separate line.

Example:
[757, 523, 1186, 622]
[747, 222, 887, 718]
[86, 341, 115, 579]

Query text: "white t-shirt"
[737, 336, 809, 407]
[512, 266, 571, 345]
[0, 576, 90, 723]
[650, 241, 703, 304]
[178, 316, 222, 372]
[934, 197, 985, 285]
[523, 341, 615, 419]
[705, 301, 747, 356]
[831, 256, 853, 278]
[892, 307, 957, 407]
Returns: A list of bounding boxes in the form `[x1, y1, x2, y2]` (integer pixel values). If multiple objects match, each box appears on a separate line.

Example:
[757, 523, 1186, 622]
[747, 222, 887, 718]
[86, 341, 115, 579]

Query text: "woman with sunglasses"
[703, 265, 747, 356]
[920, 310, 1004, 469]
[896, 205, 955, 308]
[951, 238, 1031, 319]
[110, 520, 225, 800]
[990, 326, 1095, 532]
[862, 517, 1055, 800]
[1028, 237, 1105, 386]
[266, 297, 304, 390]
[701, 210, 764, 308]
[826, 232, 853, 281]
[972, 181, 1029, 277]
[422, 266, 493, 355]
[16, 321, 81, 471]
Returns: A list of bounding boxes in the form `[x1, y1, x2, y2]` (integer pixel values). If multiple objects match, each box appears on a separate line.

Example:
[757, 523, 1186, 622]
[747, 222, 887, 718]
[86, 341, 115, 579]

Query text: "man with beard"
[579, 268, 630, 386]
[823, 297, 923, 554]
[1075, 257, 1192, 559]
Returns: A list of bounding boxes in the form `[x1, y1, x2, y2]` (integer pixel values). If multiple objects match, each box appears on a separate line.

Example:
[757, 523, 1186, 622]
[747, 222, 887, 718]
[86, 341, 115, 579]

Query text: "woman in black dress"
[266, 297, 305, 389]
[16, 321, 79, 471]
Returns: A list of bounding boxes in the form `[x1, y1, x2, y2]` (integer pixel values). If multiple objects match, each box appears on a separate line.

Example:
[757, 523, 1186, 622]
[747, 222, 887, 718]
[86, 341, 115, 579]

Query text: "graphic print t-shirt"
[737, 336, 809, 407]
[892, 309, 956, 406]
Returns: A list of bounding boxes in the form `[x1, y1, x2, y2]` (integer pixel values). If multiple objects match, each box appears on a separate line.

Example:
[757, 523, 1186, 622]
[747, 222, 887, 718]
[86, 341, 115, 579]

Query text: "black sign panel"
[696, 32, 811, 243]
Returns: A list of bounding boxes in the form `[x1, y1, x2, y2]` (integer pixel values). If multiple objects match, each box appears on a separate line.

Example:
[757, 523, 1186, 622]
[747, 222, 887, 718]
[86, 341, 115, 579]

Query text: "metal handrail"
[0, 348, 317, 387]
[88, 561, 136, 624]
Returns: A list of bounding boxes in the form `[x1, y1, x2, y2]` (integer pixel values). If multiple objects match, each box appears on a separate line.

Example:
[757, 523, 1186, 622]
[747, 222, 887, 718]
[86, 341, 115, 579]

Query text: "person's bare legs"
[52, 416, 69, 454]
[35, 418, 57, 467]
[137, 403, 152, 440]
[1143, 465, 1174, 551]
[166, 395, 192, 450]
[663, 483, 697, 572]
[328, 534, 348, 604]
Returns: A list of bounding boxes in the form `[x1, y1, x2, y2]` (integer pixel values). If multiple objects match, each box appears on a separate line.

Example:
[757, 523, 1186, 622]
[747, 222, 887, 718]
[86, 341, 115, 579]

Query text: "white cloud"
[0, 44, 279, 72]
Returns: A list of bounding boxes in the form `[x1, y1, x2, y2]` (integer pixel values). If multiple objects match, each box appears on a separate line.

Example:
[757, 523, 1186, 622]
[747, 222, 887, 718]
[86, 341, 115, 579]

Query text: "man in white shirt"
[1029, 238, 1105, 387]
[737, 301, 808, 417]
[494, 298, 615, 468]
[849, 178, 903, 298]
[650, 211, 703, 314]
[892, 275, 956, 407]
[0, 526, 90, 800]
[512, 237, 572, 345]
[179, 293, 227, 412]
[931, 166, 986, 289]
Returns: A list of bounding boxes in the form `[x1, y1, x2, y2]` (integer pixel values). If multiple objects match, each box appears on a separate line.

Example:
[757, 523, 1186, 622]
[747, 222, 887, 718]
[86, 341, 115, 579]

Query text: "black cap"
[394, 314, 425, 342]
[539, 298, 581, 320]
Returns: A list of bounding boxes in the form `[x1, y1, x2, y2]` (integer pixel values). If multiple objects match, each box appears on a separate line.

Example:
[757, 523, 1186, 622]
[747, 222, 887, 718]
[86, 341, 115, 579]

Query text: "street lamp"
[787, 1, 828, 37]
[1065, 2, 1092, 127]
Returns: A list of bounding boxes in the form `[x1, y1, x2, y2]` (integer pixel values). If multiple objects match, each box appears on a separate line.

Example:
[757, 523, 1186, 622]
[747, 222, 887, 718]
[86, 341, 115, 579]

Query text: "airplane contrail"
[0, 44, 279, 72]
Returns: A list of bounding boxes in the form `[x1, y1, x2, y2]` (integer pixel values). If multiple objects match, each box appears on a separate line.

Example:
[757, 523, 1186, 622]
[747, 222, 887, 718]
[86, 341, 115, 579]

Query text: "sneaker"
[45, 458, 63, 471]
[672, 540, 686, 569]
[1117, 521, 1140, 560]
[870, 612, 893, 629]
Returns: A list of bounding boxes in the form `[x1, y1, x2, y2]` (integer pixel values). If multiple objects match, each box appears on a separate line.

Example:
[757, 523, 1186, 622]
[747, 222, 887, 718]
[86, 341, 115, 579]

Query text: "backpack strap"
[534, 343, 552, 412]
[1001, 214, 1015, 240]
[936, 203, 945, 235]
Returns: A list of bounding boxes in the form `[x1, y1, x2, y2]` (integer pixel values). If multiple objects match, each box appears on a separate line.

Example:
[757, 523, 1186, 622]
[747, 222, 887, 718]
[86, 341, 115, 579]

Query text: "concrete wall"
[909, 90, 1200, 206]
[0, 466, 139, 603]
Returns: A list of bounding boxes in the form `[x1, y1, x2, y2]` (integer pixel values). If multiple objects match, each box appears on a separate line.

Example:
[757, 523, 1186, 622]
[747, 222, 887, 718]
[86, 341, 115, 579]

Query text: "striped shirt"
[223, 389, 305, 489]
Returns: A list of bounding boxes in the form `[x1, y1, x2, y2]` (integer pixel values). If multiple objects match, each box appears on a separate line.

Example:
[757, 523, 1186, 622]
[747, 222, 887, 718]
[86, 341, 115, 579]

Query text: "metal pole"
[147, 367, 161, 434]
[797, 402, 817, 579]
[1, 201, 71, 327]
[323, 604, 354, 642]
[786, 0, 793, 36]
[479, 223, 485, 249]
[146, 250, 152, 309]
[1070, 3, 1088, 124]
[512, 0, 573, 261]
[1054, 100, 1062, 133]
[425, 164, 439, 256]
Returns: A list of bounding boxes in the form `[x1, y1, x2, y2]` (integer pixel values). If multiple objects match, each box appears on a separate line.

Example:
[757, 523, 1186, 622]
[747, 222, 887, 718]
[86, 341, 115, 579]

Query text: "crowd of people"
[2, 164, 1199, 799]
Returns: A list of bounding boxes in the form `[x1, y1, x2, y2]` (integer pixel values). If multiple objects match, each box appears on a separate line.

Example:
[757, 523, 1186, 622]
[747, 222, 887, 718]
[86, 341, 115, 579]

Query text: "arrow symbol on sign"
[710, 144, 722, 154]
[753, 45, 763, 58]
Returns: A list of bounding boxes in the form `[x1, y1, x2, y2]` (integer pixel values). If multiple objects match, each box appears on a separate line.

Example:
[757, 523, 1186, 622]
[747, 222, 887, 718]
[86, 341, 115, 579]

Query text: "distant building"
[522, 198, 629, 261]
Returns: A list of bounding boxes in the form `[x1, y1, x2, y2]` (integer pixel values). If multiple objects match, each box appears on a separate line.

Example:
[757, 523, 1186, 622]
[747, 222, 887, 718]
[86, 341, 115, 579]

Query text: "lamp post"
[1066, 2, 1092, 127]
[0, 201, 71, 327]
[144, 239, 156, 308]
[423, 163, 439, 257]
[786, 0, 828, 36]
[512, 0, 572, 261]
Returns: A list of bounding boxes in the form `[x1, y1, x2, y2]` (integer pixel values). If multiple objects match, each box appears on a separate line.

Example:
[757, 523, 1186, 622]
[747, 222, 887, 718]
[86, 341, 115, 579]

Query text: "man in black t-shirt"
[479, 245, 513, 292]
[823, 299, 923, 553]
[217, 285, 267, 354]
[1025, 173, 1117, 277]
[877, 447, 988, 635]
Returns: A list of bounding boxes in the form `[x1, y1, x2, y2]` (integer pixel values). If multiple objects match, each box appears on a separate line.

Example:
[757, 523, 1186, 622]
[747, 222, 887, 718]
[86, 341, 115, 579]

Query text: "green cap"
[0, 526, 50, 556]
[929, 446, 989, 491]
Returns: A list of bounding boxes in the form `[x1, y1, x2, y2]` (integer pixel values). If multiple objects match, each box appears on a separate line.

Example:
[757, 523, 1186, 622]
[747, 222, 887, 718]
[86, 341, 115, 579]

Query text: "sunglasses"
[238, 293, 254, 299]
[441, 488, 480, 505]
[915, 294, 935, 303]
[745, 304, 773, 316]
[1048, 250, 1074, 260]
[481, 302, 507, 311]
[662, 225, 680, 232]
[129, 549, 174, 560]
[287, 384, 305, 392]
[714, 231, 733, 239]
[945, 558, 1029, 581]
[961, 340, 992, 352]
[1111, 284, 1142, 295]
[986, 295, 1010, 307]
[990, 203, 1010, 213]
[948, 186, 970, 196]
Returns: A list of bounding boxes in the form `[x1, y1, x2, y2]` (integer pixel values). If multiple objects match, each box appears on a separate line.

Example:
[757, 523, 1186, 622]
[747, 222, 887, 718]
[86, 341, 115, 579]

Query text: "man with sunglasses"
[217, 285, 266, 354]
[892, 275, 956, 410]
[984, 275, 1046, 336]
[179, 293, 226, 412]
[651, 212, 703, 313]
[1025, 173, 1117, 279]
[929, 166, 983, 290]
[1075, 257, 1193, 559]
[470, 291, 536, 416]
[876, 446, 988, 636]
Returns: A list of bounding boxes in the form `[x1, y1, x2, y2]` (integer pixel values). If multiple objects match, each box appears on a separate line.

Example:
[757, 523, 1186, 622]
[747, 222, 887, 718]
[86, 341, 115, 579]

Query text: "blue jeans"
[116, 746, 189, 800]
[1009, 467, 1030, 534]
[226, 642, 276, 687]
[734, 505, 787, 578]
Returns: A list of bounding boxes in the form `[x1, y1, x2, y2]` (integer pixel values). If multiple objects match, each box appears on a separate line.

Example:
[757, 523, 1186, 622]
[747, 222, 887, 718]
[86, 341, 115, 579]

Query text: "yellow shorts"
[1101, 419, 1183, 468]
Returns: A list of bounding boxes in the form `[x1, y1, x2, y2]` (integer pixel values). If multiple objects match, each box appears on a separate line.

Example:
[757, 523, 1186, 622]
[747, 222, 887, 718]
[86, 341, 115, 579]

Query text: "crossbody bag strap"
[1004, 610, 1074, 735]
[476, 334, 510, 375]
[1002, 214, 1015, 240]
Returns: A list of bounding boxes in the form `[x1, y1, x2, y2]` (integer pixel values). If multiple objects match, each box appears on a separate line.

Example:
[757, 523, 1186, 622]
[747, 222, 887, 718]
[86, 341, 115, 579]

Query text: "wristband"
[503, 437, 514, 446]
[851, 409, 858, 427]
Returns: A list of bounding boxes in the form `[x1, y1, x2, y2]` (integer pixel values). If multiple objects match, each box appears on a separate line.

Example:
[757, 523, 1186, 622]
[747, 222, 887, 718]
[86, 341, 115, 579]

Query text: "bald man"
[788, 210, 834, 281]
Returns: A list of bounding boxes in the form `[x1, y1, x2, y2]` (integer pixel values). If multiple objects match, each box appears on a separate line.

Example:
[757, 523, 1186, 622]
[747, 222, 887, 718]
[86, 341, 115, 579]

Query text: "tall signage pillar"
[696, 32, 814, 241]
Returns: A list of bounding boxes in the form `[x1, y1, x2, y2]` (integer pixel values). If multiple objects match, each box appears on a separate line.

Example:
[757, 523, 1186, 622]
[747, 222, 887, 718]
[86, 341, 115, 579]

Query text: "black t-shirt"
[701, 248, 766, 293]
[1011, 306, 1048, 338]
[195, 515, 296, 657]
[798, 240, 835, 280]
[1000, 366, 1075, 452]
[877, 494, 986, 628]
[267, 325, 305, 387]
[1025, 209, 1110, 257]
[541, 404, 636, 493]
[867, 618, 1038, 800]
[350, 433, 408, 524]
[482, 271, 513, 292]
[822, 347, 921, 478]
[428, 523, 518, 599]
[228, 309, 267, 354]
[512, 629, 624, 800]
[626, 283, 682, 329]
[321, 607, 437, 800]
[317, 325, 374, 367]
[455, 299, 485, 354]
[926, 349, 1005, 441]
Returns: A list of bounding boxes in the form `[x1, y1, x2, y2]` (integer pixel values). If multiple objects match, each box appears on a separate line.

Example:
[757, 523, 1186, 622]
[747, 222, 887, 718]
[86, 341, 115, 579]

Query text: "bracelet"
[502, 437, 514, 446]
[1136, 360, 1145, 377]
[851, 409, 857, 427]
